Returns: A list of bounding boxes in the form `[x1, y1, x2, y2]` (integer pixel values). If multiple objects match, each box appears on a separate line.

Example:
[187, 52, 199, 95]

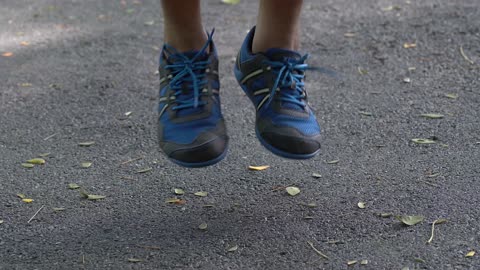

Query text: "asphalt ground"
[0, 0, 479, 269]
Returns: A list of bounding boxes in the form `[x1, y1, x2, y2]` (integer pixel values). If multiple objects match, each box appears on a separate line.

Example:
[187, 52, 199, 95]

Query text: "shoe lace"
[164, 30, 215, 111]
[263, 54, 312, 110]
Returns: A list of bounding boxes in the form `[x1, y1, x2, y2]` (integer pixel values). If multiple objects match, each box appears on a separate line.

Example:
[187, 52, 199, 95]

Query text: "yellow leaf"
[357, 202, 366, 209]
[127, 258, 143, 263]
[199, 223, 208, 230]
[173, 188, 185, 195]
[78, 141, 95, 146]
[347, 260, 358, 266]
[286, 186, 300, 196]
[26, 158, 45, 165]
[326, 159, 340, 164]
[21, 163, 35, 168]
[403, 42, 417, 48]
[81, 162, 92, 168]
[221, 0, 240, 5]
[20, 83, 32, 87]
[248, 165, 269, 171]
[360, 260, 368, 265]
[466, 251, 475, 257]
[22, 198, 34, 203]
[17, 193, 26, 199]
[194, 191, 208, 197]
[227, 245, 238, 252]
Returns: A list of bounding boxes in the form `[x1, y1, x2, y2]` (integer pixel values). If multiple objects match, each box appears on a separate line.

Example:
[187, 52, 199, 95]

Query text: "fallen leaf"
[127, 258, 143, 263]
[20, 83, 32, 87]
[427, 218, 447, 244]
[81, 162, 92, 168]
[403, 42, 417, 49]
[357, 202, 366, 209]
[194, 191, 208, 197]
[382, 5, 401, 11]
[306, 203, 317, 208]
[124, 111, 132, 116]
[79, 189, 105, 200]
[311, 173, 322, 178]
[408, 67, 416, 71]
[17, 194, 26, 199]
[412, 138, 436, 144]
[126, 8, 135, 13]
[380, 213, 393, 218]
[326, 159, 340, 164]
[285, 186, 300, 196]
[198, 223, 208, 230]
[414, 257, 426, 263]
[420, 113, 444, 119]
[403, 77, 411, 83]
[402, 267, 410, 270]
[304, 216, 314, 220]
[53, 208, 66, 211]
[26, 158, 46, 165]
[38, 153, 51, 157]
[360, 260, 368, 265]
[221, 0, 240, 4]
[248, 165, 269, 171]
[86, 194, 106, 200]
[307, 241, 330, 259]
[144, 20, 155, 26]
[445, 93, 458, 99]
[68, 183, 81, 190]
[165, 198, 186, 205]
[21, 163, 35, 168]
[78, 141, 95, 147]
[136, 167, 152, 173]
[460, 46, 475, 65]
[20, 41, 30, 46]
[347, 260, 358, 266]
[359, 111, 373, 116]
[174, 188, 185, 195]
[357, 67, 368, 75]
[0, 220, 3, 224]
[396, 215, 424, 226]
[2, 52, 13, 57]
[227, 245, 238, 252]
[427, 173, 440, 178]
[466, 251, 475, 257]
[22, 198, 34, 203]
[344, 32, 356, 37]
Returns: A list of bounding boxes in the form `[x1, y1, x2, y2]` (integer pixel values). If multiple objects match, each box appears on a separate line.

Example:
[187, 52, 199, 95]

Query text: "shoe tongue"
[264, 48, 301, 62]
[164, 49, 209, 64]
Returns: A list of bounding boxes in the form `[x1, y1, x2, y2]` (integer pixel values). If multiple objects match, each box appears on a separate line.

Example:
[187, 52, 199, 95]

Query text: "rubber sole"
[168, 144, 228, 168]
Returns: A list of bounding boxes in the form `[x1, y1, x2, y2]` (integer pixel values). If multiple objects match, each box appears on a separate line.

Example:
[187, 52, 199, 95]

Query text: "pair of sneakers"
[157, 27, 321, 168]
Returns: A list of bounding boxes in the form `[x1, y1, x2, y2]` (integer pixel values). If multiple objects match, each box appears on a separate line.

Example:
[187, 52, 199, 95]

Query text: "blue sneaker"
[234, 27, 321, 159]
[158, 30, 228, 167]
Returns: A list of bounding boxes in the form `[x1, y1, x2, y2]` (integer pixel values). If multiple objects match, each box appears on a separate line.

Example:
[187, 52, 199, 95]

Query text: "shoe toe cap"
[261, 131, 321, 155]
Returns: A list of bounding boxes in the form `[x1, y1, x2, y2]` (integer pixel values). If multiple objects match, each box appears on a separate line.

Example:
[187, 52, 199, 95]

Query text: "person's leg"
[161, 0, 207, 51]
[252, 0, 303, 53]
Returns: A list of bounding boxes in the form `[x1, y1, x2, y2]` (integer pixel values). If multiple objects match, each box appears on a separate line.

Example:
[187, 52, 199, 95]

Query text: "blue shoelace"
[264, 54, 311, 109]
[163, 30, 215, 111]
[263, 55, 342, 110]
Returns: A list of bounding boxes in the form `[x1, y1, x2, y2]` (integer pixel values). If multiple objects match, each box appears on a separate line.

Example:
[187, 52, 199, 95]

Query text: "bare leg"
[252, 0, 303, 53]
[161, 0, 207, 52]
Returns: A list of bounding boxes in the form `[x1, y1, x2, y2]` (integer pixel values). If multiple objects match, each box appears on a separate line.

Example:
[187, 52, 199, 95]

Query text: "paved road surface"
[0, 0, 479, 269]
